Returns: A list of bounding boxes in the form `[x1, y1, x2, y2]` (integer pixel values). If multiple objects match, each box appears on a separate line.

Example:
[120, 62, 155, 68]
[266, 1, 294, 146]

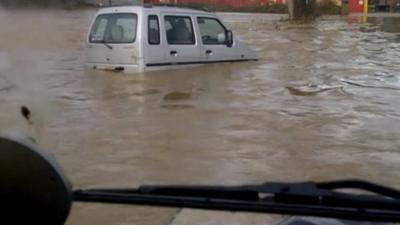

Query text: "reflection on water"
[367, 17, 400, 33]
[0, 8, 400, 225]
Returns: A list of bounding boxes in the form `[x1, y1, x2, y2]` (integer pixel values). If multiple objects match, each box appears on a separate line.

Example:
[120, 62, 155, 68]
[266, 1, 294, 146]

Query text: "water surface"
[0, 9, 399, 225]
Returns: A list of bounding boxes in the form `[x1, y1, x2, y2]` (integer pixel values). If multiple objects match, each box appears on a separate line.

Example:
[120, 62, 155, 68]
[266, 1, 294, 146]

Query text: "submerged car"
[86, 4, 258, 73]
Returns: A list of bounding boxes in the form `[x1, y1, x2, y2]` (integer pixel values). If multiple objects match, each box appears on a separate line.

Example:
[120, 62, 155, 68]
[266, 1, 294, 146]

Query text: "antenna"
[109, 0, 112, 6]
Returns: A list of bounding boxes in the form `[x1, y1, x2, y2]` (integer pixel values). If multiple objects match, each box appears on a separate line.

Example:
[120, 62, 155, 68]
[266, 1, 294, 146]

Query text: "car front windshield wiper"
[102, 39, 113, 50]
[74, 179, 400, 223]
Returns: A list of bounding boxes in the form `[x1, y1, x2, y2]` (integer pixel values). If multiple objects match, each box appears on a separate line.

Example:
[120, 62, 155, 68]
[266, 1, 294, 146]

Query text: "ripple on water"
[134, 89, 162, 96]
[163, 91, 192, 101]
[161, 104, 195, 110]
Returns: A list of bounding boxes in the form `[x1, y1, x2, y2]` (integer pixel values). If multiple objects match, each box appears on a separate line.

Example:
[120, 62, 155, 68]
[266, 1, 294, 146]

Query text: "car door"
[143, 14, 164, 65]
[196, 17, 238, 62]
[161, 14, 201, 65]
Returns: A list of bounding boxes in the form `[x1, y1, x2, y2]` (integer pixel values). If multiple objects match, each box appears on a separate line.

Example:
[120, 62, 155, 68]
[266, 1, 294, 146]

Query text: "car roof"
[96, 5, 216, 16]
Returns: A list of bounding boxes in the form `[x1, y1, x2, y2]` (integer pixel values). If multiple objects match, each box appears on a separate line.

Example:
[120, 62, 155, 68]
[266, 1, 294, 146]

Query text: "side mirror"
[0, 134, 72, 224]
[226, 30, 233, 47]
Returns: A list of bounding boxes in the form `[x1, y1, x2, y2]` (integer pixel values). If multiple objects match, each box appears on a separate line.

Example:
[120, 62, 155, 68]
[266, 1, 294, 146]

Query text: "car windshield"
[89, 13, 137, 43]
[1, 1, 400, 225]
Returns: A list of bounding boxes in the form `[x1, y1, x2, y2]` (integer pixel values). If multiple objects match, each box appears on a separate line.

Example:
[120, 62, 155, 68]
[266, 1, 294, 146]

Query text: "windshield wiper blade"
[74, 179, 400, 223]
[102, 40, 113, 50]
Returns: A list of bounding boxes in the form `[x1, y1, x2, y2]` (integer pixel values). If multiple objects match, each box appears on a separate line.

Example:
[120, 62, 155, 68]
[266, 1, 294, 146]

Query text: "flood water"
[0, 8, 400, 225]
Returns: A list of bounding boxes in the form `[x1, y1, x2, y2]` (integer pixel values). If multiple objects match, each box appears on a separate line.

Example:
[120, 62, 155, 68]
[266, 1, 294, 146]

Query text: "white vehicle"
[86, 4, 258, 73]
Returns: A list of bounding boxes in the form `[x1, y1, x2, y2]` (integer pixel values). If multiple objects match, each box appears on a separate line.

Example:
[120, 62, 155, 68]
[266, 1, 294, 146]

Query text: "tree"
[287, 0, 317, 21]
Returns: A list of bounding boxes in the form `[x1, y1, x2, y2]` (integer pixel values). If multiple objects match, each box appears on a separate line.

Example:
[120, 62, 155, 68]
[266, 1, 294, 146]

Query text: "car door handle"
[170, 50, 178, 56]
[206, 50, 213, 55]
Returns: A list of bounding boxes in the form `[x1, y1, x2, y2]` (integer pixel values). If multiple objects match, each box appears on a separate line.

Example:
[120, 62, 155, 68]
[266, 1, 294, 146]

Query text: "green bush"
[290, 0, 318, 20]
[317, 0, 342, 14]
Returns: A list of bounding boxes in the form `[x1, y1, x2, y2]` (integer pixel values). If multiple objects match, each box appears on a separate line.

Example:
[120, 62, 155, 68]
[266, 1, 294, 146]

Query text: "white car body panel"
[86, 5, 257, 73]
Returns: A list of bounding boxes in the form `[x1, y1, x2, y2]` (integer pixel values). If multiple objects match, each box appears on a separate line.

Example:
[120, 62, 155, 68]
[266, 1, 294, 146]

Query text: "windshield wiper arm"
[102, 40, 113, 50]
[74, 179, 400, 223]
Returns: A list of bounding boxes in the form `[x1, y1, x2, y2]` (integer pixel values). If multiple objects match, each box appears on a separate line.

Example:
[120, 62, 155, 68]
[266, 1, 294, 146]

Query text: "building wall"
[79, 0, 289, 7]
[348, 0, 364, 12]
[79, 0, 142, 5]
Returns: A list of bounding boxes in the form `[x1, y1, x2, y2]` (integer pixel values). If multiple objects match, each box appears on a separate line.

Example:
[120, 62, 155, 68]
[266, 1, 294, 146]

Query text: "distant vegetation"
[317, 0, 342, 14]
[288, 0, 318, 20]
[176, 3, 289, 14]
[156, 1, 340, 14]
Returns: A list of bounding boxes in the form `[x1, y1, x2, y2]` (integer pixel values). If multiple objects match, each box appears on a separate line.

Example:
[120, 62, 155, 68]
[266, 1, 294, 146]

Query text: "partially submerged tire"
[0, 134, 72, 225]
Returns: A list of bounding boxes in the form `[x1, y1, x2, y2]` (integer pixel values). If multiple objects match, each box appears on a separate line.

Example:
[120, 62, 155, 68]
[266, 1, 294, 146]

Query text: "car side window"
[91, 17, 108, 42]
[197, 17, 227, 45]
[148, 15, 160, 45]
[164, 16, 195, 45]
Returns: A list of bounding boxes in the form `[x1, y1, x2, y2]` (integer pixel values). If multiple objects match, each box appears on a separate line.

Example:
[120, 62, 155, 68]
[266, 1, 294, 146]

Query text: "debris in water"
[163, 91, 192, 101]
[286, 84, 342, 96]
[359, 26, 379, 33]
[161, 104, 194, 110]
[134, 89, 161, 96]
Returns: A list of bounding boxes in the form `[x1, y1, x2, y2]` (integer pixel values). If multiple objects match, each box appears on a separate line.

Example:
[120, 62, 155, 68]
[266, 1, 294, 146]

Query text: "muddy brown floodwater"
[0, 7, 400, 225]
